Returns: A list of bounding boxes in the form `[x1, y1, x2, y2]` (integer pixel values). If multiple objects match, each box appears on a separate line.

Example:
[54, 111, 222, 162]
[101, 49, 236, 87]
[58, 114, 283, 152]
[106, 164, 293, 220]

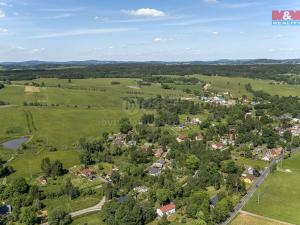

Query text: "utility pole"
[257, 191, 260, 205]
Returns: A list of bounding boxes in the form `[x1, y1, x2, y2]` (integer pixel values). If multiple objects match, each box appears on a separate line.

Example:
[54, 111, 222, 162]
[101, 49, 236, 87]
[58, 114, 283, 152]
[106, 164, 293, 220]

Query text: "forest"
[1, 63, 300, 84]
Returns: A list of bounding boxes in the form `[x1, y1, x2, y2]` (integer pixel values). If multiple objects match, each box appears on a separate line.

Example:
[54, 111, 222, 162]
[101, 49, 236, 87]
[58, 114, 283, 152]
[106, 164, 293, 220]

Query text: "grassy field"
[0, 78, 191, 183]
[194, 75, 300, 98]
[244, 152, 300, 224]
[71, 213, 105, 225]
[230, 213, 285, 225]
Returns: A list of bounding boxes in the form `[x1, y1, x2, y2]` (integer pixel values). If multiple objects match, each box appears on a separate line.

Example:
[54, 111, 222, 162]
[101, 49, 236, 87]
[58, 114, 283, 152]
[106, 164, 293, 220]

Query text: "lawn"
[244, 152, 300, 224]
[230, 213, 284, 225]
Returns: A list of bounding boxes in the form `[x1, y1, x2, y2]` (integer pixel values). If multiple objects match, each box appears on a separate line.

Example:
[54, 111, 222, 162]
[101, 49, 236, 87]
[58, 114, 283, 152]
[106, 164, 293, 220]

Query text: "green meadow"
[244, 152, 300, 224]
[0, 78, 191, 181]
[194, 75, 300, 98]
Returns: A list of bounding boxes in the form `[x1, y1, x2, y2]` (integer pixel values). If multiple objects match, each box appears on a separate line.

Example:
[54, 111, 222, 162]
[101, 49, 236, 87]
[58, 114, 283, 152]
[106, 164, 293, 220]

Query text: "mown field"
[244, 152, 300, 224]
[71, 213, 105, 225]
[230, 213, 285, 225]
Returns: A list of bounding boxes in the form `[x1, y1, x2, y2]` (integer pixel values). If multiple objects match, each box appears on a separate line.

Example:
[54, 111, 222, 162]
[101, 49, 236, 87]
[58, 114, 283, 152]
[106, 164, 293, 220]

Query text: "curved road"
[41, 197, 106, 225]
[70, 196, 106, 218]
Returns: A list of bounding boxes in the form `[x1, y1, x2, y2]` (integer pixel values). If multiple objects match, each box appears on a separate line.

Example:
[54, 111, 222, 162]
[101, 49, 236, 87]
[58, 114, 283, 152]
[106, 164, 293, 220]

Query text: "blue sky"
[0, 0, 299, 61]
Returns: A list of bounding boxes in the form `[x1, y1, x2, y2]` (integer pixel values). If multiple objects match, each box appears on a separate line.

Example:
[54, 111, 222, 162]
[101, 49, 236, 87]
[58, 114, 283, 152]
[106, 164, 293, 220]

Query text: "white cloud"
[94, 16, 109, 22]
[153, 37, 174, 43]
[11, 45, 26, 50]
[274, 34, 285, 38]
[222, 2, 262, 9]
[31, 48, 45, 53]
[0, 9, 5, 18]
[30, 28, 131, 39]
[40, 8, 82, 12]
[163, 17, 239, 26]
[122, 8, 166, 17]
[44, 13, 73, 19]
[0, 27, 8, 33]
[203, 0, 219, 3]
[211, 31, 219, 35]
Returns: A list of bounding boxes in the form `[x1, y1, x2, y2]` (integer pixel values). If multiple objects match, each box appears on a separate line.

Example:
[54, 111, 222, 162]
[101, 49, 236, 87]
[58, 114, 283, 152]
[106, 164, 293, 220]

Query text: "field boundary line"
[240, 210, 296, 225]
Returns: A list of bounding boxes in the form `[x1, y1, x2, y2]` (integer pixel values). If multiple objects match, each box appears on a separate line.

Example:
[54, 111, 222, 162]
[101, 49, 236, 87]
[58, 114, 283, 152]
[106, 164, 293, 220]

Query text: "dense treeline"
[246, 83, 300, 117]
[1, 64, 300, 84]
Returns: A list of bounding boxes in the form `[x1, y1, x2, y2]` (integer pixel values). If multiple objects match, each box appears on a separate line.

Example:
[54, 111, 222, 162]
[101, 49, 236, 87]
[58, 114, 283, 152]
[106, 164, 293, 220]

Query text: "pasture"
[244, 152, 300, 224]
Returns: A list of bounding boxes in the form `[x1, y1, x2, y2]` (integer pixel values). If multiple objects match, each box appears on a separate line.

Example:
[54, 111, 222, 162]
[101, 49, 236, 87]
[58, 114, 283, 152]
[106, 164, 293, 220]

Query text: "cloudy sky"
[0, 0, 300, 61]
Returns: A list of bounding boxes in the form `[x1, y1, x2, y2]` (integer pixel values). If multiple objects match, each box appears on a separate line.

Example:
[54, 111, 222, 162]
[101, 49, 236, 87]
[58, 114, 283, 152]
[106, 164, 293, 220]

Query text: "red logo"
[272, 10, 300, 20]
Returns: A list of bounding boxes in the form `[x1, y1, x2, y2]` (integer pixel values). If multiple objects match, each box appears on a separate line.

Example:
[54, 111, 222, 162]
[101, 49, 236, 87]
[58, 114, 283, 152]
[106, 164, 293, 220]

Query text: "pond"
[1, 137, 29, 150]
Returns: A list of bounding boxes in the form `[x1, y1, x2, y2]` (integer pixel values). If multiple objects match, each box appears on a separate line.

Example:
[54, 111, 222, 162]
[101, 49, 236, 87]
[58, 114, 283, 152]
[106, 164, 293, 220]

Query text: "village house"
[79, 168, 97, 180]
[270, 147, 283, 158]
[148, 166, 161, 176]
[191, 117, 201, 125]
[209, 195, 218, 208]
[292, 118, 300, 123]
[176, 134, 187, 143]
[109, 133, 127, 147]
[242, 174, 255, 184]
[246, 166, 254, 175]
[148, 159, 166, 176]
[0, 204, 12, 216]
[105, 170, 113, 182]
[211, 142, 225, 150]
[195, 134, 204, 141]
[156, 203, 176, 217]
[262, 147, 282, 161]
[141, 142, 153, 152]
[127, 140, 137, 147]
[133, 186, 148, 193]
[154, 147, 164, 158]
[36, 176, 48, 185]
[157, 159, 166, 166]
[289, 124, 300, 137]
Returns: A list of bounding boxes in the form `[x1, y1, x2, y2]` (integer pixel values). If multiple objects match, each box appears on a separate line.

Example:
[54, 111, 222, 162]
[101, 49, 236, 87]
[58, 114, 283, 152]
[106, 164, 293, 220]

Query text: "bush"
[48, 208, 72, 225]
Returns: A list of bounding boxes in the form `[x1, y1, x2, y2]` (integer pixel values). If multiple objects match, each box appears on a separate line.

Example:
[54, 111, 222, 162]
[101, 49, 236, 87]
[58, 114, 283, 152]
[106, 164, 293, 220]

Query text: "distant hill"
[1, 59, 300, 68]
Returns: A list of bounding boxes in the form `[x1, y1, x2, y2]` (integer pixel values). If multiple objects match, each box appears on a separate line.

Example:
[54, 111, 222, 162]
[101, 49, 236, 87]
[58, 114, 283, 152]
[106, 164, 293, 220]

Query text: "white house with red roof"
[156, 203, 176, 217]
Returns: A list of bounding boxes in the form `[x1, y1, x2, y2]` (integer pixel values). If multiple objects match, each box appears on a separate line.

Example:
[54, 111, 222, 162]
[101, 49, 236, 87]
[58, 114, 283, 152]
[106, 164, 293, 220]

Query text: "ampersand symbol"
[283, 11, 292, 20]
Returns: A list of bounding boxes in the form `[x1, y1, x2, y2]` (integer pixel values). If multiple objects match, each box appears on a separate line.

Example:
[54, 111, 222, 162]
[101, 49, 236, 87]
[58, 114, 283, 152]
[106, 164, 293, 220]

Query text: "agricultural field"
[0, 78, 191, 181]
[230, 212, 285, 225]
[244, 152, 300, 224]
[0, 75, 300, 225]
[194, 75, 300, 98]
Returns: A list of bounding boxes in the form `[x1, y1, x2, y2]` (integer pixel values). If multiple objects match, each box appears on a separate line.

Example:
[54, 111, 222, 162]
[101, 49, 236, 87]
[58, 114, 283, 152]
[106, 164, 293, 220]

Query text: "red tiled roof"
[81, 168, 96, 175]
[178, 134, 187, 140]
[244, 175, 255, 181]
[159, 203, 176, 213]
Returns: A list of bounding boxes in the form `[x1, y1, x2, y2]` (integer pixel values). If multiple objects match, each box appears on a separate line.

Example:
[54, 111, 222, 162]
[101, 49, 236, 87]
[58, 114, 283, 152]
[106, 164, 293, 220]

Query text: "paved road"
[41, 197, 106, 225]
[70, 196, 106, 218]
[220, 148, 300, 225]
